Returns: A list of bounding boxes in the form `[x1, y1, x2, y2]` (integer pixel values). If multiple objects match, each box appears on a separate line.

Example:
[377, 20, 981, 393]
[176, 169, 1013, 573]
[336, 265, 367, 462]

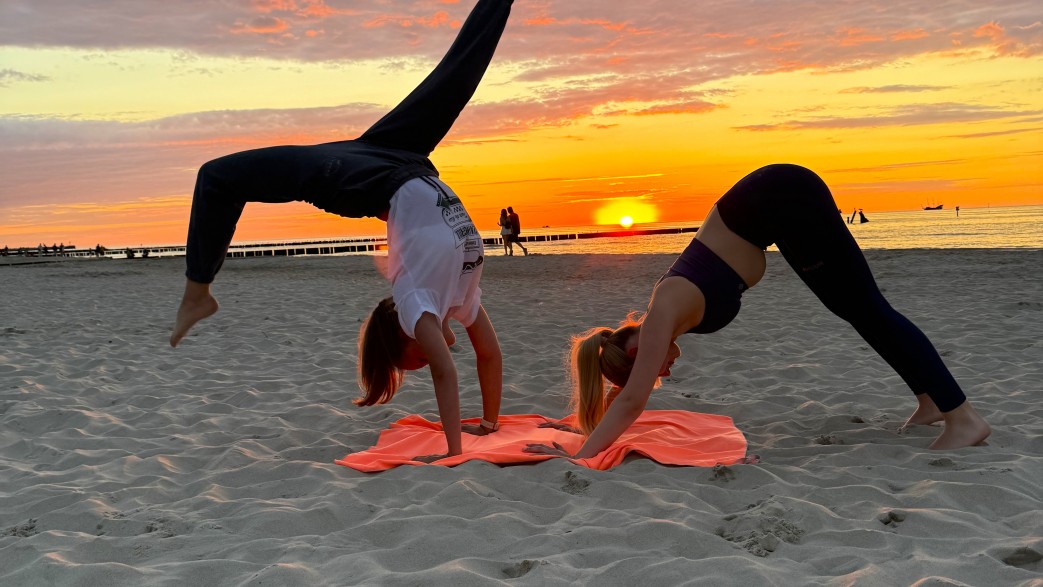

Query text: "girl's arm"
[463, 305, 502, 432]
[572, 280, 703, 458]
[414, 312, 462, 456]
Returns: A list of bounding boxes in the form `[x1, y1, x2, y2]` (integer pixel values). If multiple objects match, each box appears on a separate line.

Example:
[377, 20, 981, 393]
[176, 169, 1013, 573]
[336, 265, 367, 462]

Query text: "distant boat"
[923, 204, 944, 211]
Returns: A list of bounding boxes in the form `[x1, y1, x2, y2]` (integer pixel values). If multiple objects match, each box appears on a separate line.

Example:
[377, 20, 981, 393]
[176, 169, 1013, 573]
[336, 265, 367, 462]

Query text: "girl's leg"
[356, 0, 514, 156]
[184, 145, 336, 283]
[172, 145, 339, 346]
[748, 165, 988, 446]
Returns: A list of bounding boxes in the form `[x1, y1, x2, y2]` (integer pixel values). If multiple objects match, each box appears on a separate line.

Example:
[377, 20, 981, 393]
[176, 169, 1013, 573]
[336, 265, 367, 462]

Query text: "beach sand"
[1, 249, 1041, 586]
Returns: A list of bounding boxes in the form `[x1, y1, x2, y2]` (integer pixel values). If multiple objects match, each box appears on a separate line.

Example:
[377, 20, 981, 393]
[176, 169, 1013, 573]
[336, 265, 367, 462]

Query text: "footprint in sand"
[813, 434, 843, 445]
[711, 464, 736, 482]
[994, 546, 1043, 569]
[876, 509, 907, 527]
[3, 519, 38, 538]
[561, 471, 591, 495]
[503, 559, 543, 578]
[715, 499, 804, 557]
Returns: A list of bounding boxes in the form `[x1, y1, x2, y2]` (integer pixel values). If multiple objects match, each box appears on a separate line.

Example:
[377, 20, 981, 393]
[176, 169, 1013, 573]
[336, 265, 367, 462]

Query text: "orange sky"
[1, 1, 1041, 248]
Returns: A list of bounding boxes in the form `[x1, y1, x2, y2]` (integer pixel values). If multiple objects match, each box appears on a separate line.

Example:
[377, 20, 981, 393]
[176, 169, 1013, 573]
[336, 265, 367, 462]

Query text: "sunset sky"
[1, 0, 1041, 248]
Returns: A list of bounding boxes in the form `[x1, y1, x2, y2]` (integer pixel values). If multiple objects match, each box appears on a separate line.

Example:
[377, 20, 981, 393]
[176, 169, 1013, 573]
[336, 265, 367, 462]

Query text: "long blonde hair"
[356, 297, 406, 406]
[569, 314, 643, 435]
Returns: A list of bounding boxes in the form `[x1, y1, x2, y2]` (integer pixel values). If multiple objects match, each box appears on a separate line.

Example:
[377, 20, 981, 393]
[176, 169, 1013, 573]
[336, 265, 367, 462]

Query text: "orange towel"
[335, 410, 748, 472]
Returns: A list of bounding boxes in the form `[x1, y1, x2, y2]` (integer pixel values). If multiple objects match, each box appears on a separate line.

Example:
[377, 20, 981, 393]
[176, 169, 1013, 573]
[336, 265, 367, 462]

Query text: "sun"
[594, 200, 659, 227]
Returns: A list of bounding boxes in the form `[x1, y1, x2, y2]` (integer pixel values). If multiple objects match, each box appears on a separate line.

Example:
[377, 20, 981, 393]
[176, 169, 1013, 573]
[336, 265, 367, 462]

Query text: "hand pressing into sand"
[523, 441, 573, 458]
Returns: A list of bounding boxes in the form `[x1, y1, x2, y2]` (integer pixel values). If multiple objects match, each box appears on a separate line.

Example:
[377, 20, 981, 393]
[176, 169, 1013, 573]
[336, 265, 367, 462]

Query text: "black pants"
[184, 0, 513, 284]
[716, 164, 967, 412]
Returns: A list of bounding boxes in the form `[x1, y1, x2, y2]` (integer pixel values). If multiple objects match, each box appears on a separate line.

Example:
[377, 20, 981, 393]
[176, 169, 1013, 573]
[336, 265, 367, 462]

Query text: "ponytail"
[568, 314, 643, 435]
[356, 297, 406, 406]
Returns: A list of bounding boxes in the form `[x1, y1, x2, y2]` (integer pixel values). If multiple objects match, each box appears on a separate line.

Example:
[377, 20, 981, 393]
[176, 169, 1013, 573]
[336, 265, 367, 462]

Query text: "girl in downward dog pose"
[526, 164, 990, 457]
[170, 0, 517, 459]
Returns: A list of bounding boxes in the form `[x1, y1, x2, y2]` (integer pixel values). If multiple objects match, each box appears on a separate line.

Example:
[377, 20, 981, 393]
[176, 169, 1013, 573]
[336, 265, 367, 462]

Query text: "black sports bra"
[660, 238, 748, 334]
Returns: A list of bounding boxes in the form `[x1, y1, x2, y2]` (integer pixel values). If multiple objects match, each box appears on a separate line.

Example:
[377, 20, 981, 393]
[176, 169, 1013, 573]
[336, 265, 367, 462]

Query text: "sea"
[500, 204, 1043, 255]
[300, 204, 1041, 257]
[17, 204, 1036, 261]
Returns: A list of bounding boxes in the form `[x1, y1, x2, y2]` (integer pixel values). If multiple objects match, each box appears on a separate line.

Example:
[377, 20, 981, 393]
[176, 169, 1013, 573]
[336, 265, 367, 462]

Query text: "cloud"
[946, 126, 1042, 139]
[735, 103, 1043, 131]
[0, 69, 50, 86]
[2, 1, 1040, 64]
[841, 85, 949, 94]
[828, 159, 966, 174]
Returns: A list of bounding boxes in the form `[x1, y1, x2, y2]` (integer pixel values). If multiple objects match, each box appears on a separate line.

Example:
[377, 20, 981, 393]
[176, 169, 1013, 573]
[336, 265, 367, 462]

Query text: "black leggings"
[716, 164, 967, 412]
[184, 0, 513, 284]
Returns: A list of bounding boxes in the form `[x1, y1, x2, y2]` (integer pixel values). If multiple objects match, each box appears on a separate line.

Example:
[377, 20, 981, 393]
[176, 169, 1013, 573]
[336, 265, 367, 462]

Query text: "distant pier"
[1, 224, 699, 265]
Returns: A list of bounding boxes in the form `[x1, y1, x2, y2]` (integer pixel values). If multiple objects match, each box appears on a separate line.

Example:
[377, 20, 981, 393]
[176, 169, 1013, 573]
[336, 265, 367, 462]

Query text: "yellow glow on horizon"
[619, 215, 634, 228]
[593, 200, 659, 226]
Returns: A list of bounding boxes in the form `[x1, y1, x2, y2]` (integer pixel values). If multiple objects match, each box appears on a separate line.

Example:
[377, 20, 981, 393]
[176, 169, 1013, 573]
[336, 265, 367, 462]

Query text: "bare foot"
[170, 280, 218, 347]
[904, 406, 943, 428]
[929, 402, 991, 450]
[902, 394, 944, 429]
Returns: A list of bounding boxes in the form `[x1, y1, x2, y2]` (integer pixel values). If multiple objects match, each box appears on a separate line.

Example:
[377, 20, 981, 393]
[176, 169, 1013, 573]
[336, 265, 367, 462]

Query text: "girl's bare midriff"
[695, 205, 766, 288]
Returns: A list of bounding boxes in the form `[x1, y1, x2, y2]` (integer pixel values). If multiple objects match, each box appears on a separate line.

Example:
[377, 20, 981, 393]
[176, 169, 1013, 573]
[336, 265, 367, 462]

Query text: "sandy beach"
[1, 249, 1041, 586]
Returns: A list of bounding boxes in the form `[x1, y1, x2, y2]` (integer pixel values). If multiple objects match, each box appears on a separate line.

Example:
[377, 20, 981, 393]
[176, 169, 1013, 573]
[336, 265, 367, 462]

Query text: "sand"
[1, 249, 1041, 586]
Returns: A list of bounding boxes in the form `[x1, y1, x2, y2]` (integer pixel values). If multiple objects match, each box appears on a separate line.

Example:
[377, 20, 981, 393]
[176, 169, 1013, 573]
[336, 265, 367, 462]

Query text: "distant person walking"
[498, 209, 512, 255]
[507, 206, 528, 256]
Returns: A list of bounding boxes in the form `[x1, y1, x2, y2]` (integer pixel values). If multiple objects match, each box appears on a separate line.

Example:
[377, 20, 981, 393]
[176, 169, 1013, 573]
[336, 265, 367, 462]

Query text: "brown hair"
[356, 297, 407, 406]
[568, 313, 643, 435]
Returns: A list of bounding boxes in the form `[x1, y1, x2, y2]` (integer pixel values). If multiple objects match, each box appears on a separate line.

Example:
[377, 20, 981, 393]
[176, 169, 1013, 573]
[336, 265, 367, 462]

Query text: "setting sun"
[594, 200, 659, 227]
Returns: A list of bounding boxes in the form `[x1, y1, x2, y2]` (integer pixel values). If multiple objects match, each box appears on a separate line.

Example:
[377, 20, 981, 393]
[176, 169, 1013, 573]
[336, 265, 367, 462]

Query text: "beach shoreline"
[2, 250, 1041, 585]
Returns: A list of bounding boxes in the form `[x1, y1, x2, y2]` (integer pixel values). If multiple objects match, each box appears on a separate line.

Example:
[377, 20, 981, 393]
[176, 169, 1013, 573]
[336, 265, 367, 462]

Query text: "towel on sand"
[336, 411, 748, 472]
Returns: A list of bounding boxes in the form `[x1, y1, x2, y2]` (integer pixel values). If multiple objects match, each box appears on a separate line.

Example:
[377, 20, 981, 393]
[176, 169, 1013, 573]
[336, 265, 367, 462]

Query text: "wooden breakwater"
[1, 225, 699, 263]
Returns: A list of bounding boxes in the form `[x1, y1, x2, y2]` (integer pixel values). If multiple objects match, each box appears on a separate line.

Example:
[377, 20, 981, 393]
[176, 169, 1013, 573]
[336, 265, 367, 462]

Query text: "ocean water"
[506, 204, 1043, 256]
[64, 204, 1038, 260]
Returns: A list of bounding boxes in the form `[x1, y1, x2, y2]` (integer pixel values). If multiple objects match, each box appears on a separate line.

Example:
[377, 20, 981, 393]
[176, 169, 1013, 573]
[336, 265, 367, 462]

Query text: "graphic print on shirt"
[423, 177, 484, 273]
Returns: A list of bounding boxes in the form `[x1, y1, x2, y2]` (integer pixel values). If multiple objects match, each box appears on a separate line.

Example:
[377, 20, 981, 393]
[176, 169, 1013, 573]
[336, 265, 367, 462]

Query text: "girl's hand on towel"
[461, 423, 493, 436]
[537, 422, 580, 434]
[522, 442, 573, 458]
[412, 453, 448, 463]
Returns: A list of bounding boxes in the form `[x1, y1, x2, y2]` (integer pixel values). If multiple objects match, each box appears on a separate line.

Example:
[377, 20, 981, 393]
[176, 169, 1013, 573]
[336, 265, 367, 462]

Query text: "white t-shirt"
[386, 177, 484, 339]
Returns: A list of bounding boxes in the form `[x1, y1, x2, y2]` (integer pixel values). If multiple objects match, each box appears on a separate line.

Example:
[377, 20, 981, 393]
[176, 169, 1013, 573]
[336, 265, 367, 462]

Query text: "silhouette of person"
[498, 208, 512, 255]
[507, 206, 528, 256]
